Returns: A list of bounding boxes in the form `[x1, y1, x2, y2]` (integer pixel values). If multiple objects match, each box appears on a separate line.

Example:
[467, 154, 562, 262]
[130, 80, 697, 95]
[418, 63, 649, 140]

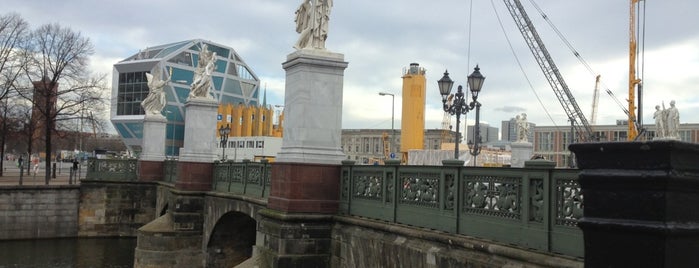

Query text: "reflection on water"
[0, 237, 136, 268]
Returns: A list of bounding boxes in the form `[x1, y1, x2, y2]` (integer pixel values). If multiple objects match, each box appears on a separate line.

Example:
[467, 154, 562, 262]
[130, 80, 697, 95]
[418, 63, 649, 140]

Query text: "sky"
[5, 0, 699, 135]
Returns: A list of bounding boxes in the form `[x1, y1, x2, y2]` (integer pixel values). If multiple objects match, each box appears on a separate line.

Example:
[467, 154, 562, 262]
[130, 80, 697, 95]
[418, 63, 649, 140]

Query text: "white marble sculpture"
[189, 44, 217, 99]
[294, 0, 333, 50]
[653, 105, 666, 138]
[141, 65, 171, 115]
[653, 100, 680, 140]
[516, 113, 530, 142]
[666, 100, 680, 138]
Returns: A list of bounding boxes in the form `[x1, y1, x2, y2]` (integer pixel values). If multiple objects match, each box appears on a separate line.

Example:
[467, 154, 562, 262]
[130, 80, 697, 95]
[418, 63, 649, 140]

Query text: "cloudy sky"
[5, 0, 699, 134]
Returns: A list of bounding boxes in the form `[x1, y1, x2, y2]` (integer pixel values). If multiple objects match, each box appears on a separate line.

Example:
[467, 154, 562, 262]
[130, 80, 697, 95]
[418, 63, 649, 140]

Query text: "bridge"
[78, 140, 699, 267]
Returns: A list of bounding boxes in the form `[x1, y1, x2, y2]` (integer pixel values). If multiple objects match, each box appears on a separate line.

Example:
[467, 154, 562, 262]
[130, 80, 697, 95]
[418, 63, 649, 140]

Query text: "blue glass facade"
[110, 39, 261, 156]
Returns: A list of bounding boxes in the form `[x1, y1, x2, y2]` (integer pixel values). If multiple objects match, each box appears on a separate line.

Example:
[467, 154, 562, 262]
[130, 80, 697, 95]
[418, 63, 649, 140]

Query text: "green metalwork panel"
[340, 163, 583, 259]
[549, 170, 583, 257]
[85, 158, 138, 181]
[212, 161, 270, 198]
[395, 166, 458, 233]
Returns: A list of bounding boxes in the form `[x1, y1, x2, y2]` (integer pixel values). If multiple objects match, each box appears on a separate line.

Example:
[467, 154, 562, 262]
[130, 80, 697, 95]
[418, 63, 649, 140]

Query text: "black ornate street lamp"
[218, 124, 231, 160]
[438, 65, 485, 163]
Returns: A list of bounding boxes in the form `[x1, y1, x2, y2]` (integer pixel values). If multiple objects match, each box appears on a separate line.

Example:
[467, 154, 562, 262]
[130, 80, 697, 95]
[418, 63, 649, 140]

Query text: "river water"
[0, 237, 136, 268]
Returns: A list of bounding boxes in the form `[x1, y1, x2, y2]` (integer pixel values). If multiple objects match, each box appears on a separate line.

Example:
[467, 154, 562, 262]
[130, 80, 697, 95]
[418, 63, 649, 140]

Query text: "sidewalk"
[0, 162, 85, 186]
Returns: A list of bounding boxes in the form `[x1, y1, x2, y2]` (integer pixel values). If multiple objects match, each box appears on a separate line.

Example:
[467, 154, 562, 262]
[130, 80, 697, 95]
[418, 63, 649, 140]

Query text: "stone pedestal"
[255, 209, 334, 268]
[510, 141, 533, 168]
[176, 97, 218, 191]
[268, 162, 341, 213]
[570, 141, 699, 267]
[139, 114, 167, 181]
[276, 49, 348, 165]
[141, 114, 168, 161]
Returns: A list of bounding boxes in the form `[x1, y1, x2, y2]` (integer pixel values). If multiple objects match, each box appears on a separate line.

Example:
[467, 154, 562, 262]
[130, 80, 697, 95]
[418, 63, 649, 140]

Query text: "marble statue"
[294, 0, 333, 50]
[666, 100, 680, 138]
[516, 113, 530, 142]
[141, 65, 170, 115]
[653, 100, 680, 139]
[189, 44, 217, 99]
[653, 105, 666, 138]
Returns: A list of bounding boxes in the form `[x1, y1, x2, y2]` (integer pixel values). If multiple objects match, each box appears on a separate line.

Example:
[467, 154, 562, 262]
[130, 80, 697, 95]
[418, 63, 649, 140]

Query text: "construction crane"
[628, 0, 643, 140]
[503, 0, 594, 142]
[440, 94, 454, 146]
[590, 75, 601, 125]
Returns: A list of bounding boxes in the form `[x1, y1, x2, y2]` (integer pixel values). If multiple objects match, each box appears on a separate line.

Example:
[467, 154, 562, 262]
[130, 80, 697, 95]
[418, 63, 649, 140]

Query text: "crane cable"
[490, 0, 559, 128]
[526, 0, 644, 121]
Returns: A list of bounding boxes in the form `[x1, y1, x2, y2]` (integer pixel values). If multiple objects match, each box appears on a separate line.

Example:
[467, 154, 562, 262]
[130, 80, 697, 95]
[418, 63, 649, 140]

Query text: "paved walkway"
[0, 162, 85, 186]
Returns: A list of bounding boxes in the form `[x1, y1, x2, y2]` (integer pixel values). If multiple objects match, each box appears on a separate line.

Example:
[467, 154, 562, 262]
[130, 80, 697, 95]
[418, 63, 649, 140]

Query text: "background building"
[467, 123, 499, 144]
[110, 39, 260, 156]
[342, 129, 455, 164]
[533, 122, 699, 167]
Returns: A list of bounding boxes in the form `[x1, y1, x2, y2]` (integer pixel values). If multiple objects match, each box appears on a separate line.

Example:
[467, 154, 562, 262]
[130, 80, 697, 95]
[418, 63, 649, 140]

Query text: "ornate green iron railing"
[339, 161, 583, 258]
[212, 159, 271, 198]
[85, 158, 138, 181]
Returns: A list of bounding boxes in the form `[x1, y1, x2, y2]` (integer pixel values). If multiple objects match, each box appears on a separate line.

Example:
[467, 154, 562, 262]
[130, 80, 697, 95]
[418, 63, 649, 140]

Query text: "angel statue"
[294, 0, 333, 50]
[141, 65, 171, 115]
[189, 44, 217, 99]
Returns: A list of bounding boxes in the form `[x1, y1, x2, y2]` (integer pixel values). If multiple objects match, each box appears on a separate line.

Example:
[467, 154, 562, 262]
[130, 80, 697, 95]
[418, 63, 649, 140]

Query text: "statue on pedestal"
[294, 0, 333, 50]
[666, 100, 680, 138]
[516, 113, 530, 142]
[141, 65, 171, 115]
[189, 44, 217, 99]
[653, 100, 680, 140]
[653, 105, 666, 138]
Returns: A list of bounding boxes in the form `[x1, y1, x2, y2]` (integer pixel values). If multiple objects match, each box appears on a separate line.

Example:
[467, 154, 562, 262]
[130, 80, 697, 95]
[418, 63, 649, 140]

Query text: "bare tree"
[0, 13, 29, 176]
[17, 23, 107, 185]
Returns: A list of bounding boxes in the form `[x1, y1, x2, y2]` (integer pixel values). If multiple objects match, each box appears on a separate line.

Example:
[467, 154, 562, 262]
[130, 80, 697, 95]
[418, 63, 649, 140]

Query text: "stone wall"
[331, 216, 583, 268]
[79, 181, 157, 236]
[0, 186, 80, 240]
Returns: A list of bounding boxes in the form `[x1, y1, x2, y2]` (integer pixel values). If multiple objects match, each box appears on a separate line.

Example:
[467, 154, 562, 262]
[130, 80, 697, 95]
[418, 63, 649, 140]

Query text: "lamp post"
[378, 92, 395, 159]
[218, 124, 231, 160]
[437, 65, 485, 164]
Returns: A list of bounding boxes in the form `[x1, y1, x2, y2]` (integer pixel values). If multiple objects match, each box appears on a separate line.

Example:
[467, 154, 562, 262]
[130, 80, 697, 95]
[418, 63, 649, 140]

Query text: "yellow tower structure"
[400, 63, 426, 163]
[216, 103, 281, 138]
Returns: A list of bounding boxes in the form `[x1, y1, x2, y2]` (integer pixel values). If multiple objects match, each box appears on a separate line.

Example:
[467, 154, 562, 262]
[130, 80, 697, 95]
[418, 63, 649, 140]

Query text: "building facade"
[467, 123, 499, 144]
[110, 39, 260, 156]
[533, 123, 699, 167]
[342, 129, 455, 164]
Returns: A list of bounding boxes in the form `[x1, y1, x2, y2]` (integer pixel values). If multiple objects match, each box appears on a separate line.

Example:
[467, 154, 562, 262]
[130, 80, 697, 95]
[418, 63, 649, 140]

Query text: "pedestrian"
[31, 156, 39, 176]
[18, 156, 23, 168]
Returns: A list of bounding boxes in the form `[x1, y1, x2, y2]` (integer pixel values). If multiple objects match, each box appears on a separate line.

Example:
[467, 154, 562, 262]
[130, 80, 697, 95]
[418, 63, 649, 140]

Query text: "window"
[537, 132, 553, 151]
[256, 141, 264, 148]
[247, 141, 254, 148]
[355, 146, 359, 152]
[117, 71, 149, 115]
[613, 131, 627, 141]
[238, 141, 245, 148]
[680, 130, 691, 142]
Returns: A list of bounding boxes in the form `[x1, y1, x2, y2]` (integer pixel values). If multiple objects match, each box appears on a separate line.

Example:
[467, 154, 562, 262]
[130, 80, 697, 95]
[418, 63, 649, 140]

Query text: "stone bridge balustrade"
[339, 159, 584, 258]
[85, 158, 138, 181]
[212, 159, 271, 198]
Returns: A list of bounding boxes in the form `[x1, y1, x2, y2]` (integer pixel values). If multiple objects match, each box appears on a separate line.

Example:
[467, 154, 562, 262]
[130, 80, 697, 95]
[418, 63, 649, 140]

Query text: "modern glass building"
[110, 39, 260, 156]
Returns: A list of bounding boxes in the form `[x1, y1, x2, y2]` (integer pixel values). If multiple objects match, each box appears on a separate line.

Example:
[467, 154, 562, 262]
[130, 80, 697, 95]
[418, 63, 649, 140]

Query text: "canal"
[0, 237, 136, 267]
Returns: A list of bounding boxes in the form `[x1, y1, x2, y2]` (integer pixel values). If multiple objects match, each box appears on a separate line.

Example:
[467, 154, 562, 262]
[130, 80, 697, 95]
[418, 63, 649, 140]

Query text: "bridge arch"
[202, 195, 266, 266]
